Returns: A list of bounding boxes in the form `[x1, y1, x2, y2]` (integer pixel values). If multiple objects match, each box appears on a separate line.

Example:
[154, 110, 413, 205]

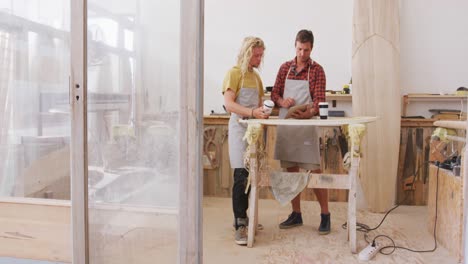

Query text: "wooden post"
[348, 158, 359, 253]
[463, 112, 468, 262]
[70, 0, 89, 263]
[402, 95, 408, 117]
[352, 0, 400, 212]
[179, 0, 204, 263]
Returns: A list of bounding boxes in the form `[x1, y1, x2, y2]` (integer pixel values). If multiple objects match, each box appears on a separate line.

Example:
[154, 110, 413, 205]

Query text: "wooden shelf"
[401, 118, 437, 127]
[263, 93, 352, 101]
[405, 94, 468, 100]
[326, 94, 352, 101]
[402, 94, 468, 116]
[204, 115, 230, 125]
[326, 94, 352, 107]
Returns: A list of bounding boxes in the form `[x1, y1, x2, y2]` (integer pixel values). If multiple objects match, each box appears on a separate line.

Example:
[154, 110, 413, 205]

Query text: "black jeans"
[232, 168, 250, 222]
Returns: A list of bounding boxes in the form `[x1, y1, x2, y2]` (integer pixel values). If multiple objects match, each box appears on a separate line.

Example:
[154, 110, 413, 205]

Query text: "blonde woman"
[222, 36, 269, 245]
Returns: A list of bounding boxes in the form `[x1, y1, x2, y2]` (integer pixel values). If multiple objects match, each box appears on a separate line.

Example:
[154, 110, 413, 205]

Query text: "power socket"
[358, 242, 380, 261]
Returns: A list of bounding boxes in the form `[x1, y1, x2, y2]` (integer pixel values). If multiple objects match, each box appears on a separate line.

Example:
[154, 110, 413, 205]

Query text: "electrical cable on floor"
[341, 160, 443, 255]
[377, 164, 439, 255]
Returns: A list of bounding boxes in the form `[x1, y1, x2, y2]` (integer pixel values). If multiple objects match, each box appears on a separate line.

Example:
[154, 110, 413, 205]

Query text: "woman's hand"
[252, 107, 269, 119]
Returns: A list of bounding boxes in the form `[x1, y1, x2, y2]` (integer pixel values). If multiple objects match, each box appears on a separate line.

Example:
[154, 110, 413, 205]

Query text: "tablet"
[285, 103, 309, 119]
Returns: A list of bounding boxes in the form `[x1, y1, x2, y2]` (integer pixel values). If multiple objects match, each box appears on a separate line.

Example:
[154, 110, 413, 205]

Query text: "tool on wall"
[203, 126, 220, 169]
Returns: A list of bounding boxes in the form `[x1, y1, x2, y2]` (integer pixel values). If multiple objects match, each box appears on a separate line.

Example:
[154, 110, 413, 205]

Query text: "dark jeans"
[232, 168, 250, 225]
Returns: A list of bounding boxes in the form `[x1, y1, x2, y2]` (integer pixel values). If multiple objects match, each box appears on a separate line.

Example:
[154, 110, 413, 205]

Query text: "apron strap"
[240, 72, 260, 95]
[286, 64, 311, 81]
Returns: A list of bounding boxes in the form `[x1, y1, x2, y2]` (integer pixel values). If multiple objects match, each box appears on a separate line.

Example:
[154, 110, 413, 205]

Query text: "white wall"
[204, 0, 353, 114]
[400, 0, 468, 95]
[204, 0, 468, 118]
[400, 0, 468, 117]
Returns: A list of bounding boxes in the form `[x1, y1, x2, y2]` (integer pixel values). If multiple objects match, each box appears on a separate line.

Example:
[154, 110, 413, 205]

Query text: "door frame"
[70, 0, 89, 263]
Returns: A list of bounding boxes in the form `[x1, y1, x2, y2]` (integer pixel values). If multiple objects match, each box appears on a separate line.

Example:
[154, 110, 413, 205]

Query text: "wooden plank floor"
[0, 198, 70, 262]
[0, 258, 65, 264]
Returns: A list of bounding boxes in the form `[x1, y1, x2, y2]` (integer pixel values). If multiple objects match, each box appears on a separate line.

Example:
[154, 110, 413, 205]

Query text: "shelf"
[402, 94, 468, 116]
[326, 94, 352, 101]
[263, 93, 352, 101]
[326, 94, 351, 107]
[405, 94, 468, 100]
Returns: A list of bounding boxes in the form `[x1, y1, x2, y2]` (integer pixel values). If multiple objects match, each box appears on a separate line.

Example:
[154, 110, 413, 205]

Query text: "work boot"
[279, 211, 303, 229]
[318, 213, 331, 235]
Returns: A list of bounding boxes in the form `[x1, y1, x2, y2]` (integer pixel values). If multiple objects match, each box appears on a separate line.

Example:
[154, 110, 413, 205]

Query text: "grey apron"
[274, 65, 321, 165]
[228, 78, 259, 168]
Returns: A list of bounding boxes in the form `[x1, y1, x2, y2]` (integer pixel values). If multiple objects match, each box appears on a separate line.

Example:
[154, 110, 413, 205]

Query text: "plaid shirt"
[271, 58, 326, 114]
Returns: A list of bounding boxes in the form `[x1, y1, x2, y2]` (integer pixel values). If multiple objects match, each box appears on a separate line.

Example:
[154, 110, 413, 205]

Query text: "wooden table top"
[239, 116, 378, 126]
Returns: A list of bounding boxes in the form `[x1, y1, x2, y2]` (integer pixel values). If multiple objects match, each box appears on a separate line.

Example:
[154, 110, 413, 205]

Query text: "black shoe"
[318, 213, 331, 235]
[279, 212, 303, 229]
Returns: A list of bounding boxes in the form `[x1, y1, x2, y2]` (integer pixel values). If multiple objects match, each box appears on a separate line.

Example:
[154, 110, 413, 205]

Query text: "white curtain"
[0, 31, 14, 145]
[0, 29, 17, 195]
[0, 5, 71, 198]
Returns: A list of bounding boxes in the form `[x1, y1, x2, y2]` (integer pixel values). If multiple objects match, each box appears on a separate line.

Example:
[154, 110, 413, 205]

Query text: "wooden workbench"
[239, 116, 377, 250]
[203, 115, 349, 202]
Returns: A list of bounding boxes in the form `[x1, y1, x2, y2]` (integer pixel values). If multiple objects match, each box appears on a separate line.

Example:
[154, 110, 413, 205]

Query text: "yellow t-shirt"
[222, 66, 264, 99]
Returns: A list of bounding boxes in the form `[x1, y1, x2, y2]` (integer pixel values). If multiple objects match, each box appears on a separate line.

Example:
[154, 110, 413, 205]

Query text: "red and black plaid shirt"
[271, 58, 326, 114]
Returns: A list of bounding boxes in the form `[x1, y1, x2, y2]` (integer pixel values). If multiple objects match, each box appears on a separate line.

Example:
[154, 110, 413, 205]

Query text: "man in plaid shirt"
[271, 29, 330, 235]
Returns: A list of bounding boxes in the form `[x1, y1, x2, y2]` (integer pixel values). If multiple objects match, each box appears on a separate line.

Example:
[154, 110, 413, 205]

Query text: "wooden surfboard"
[352, 0, 400, 212]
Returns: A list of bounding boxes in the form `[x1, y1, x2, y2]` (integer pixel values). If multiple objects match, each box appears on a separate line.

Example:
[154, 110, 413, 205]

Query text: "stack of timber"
[430, 109, 467, 120]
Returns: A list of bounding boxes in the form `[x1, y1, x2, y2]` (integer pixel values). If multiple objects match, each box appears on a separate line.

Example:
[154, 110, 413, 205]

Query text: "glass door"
[85, 1, 182, 263]
[71, 0, 202, 262]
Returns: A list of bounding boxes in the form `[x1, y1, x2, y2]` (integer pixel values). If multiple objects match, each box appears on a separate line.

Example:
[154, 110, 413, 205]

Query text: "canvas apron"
[274, 65, 321, 165]
[228, 78, 259, 168]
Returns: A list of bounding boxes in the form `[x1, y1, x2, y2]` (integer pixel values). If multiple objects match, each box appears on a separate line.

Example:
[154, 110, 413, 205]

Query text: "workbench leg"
[348, 157, 359, 253]
[247, 183, 258, 248]
[247, 141, 258, 248]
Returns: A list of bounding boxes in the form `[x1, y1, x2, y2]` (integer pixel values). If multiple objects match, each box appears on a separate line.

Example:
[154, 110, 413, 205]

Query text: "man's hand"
[279, 97, 295, 108]
[291, 104, 315, 119]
